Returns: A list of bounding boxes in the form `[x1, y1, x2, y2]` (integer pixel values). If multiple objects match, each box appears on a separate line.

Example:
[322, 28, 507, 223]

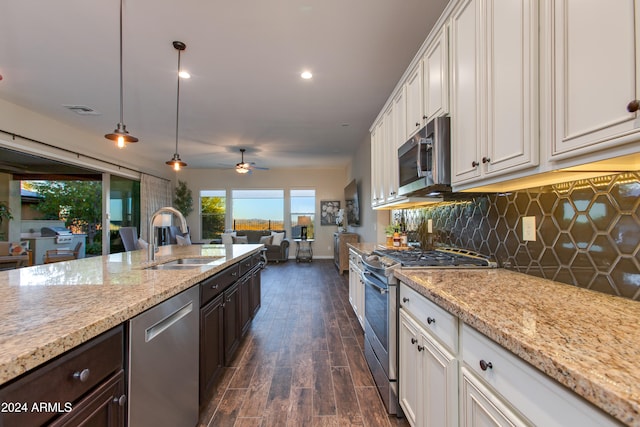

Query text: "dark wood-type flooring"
[198, 259, 410, 427]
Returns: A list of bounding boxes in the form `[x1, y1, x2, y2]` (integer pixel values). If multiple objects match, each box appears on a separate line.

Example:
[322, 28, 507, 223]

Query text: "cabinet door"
[370, 122, 385, 206]
[550, 0, 639, 159]
[421, 330, 458, 427]
[223, 282, 241, 363]
[406, 63, 424, 137]
[399, 310, 421, 427]
[239, 274, 252, 335]
[50, 371, 125, 427]
[461, 367, 529, 427]
[451, 0, 482, 184]
[250, 268, 261, 317]
[485, 0, 538, 175]
[384, 105, 397, 202]
[349, 260, 357, 312]
[355, 269, 365, 328]
[200, 294, 225, 399]
[423, 25, 450, 120]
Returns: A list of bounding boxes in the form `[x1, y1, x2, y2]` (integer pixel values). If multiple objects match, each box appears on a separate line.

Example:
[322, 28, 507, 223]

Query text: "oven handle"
[361, 271, 388, 295]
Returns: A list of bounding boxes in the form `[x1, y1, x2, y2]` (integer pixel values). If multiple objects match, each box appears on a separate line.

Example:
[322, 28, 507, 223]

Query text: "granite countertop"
[395, 267, 640, 426]
[0, 243, 263, 385]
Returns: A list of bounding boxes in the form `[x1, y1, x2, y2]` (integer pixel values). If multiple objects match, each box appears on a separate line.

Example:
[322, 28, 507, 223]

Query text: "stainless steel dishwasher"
[128, 285, 199, 427]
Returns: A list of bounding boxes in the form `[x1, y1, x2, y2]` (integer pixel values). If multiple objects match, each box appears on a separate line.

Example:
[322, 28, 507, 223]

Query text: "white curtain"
[140, 174, 172, 241]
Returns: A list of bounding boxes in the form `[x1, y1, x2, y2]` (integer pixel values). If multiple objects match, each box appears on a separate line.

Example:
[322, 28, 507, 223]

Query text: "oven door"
[362, 270, 391, 377]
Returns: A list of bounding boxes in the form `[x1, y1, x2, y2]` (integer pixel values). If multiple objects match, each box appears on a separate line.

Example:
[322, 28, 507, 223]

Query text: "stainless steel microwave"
[398, 116, 451, 197]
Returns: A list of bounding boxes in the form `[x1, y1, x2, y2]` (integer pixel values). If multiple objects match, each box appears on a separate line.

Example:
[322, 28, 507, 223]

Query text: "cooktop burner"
[374, 247, 497, 268]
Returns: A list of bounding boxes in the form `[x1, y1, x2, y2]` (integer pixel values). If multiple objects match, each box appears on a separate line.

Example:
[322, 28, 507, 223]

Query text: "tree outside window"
[201, 190, 226, 240]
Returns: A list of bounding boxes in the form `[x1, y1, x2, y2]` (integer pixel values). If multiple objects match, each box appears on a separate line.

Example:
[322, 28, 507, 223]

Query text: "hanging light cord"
[174, 46, 181, 155]
[118, 0, 125, 126]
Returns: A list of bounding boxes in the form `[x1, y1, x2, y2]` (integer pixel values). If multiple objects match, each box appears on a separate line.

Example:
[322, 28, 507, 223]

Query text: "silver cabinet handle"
[73, 368, 90, 382]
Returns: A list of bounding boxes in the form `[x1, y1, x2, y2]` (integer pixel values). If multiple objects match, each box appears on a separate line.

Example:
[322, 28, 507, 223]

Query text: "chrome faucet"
[148, 206, 188, 261]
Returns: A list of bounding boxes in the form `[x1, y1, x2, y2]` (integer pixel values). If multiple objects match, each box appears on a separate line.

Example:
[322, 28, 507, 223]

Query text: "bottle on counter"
[400, 231, 408, 247]
[393, 229, 401, 247]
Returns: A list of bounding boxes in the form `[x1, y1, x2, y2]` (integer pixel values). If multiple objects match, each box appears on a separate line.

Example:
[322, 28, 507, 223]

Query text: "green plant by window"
[174, 180, 194, 218]
[0, 202, 13, 224]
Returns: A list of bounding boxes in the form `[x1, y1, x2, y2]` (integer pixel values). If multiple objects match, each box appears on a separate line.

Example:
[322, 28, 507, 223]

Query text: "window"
[291, 189, 315, 239]
[232, 189, 284, 230]
[201, 190, 226, 240]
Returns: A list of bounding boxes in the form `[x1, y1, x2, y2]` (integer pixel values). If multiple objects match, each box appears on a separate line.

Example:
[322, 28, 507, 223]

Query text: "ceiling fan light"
[235, 165, 250, 174]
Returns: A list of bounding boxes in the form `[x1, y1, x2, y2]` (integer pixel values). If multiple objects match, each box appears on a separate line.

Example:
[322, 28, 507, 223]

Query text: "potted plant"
[173, 181, 193, 218]
[0, 202, 13, 241]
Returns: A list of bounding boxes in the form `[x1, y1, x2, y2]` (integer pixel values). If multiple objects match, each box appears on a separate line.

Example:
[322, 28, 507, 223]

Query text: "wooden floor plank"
[199, 260, 409, 427]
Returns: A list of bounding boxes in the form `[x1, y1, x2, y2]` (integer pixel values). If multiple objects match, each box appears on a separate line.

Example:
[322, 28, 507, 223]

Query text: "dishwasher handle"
[145, 301, 194, 342]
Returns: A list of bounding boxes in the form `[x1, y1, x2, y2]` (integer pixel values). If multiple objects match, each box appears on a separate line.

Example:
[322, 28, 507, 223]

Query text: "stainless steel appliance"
[398, 116, 451, 197]
[40, 226, 73, 244]
[128, 285, 199, 427]
[361, 247, 496, 415]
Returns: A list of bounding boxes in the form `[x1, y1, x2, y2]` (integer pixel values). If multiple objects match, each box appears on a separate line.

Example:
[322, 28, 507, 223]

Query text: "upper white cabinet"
[370, 119, 385, 207]
[405, 63, 424, 138]
[451, 0, 539, 186]
[547, 0, 640, 160]
[423, 24, 450, 121]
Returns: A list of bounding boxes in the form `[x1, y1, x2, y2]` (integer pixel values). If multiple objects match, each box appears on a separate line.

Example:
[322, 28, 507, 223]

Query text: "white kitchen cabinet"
[348, 249, 364, 329]
[461, 324, 620, 427]
[406, 63, 424, 137]
[423, 24, 450, 121]
[370, 119, 385, 207]
[460, 367, 529, 427]
[399, 283, 458, 427]
[547, 0, 640, 161]
[451, 0, 539, 186]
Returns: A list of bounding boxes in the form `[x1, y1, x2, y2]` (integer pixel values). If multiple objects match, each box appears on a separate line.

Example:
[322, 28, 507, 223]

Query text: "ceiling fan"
[235, 148, 269, 174]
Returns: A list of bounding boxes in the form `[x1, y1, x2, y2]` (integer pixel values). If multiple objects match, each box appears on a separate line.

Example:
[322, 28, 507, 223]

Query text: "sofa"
[233, 230, 289, 263]
[0, 241, 32, 270]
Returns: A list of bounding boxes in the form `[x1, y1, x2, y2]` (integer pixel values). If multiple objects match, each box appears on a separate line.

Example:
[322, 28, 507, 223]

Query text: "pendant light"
[105, 0, 138, 148]
[166, 41, 188, 171]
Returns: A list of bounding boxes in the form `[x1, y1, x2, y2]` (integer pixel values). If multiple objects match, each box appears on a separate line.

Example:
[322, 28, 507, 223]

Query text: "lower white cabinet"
[348, 249, 365, 329]
[399, 309, 458, 427]
[461, 324, 620, 427]
[398, 284, 621, 427]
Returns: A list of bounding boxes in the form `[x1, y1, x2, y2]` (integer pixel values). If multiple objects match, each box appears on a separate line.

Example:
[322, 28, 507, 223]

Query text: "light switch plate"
[427, 219, 433, 233]
[522, 216, 536, 241]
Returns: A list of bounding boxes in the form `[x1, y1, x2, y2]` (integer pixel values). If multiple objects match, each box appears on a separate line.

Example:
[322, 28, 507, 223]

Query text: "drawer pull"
[411, 338, 418, 345]
[472, 160, 479, 167]
[231, 272, 238, 276]
[479, 360, 493, 371]
[73, 368, 90, 383]
[627, 99, 639, 113]
[427, 317, 435, 325]
[402, 297, 410, 303]
[113, 394, 127, 407]
[417, 345, 425, 352]
[211, 284, 219, 289]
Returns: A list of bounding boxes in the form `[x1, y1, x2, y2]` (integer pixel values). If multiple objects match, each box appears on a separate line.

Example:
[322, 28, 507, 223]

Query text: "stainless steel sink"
[146, 257, 224, 270]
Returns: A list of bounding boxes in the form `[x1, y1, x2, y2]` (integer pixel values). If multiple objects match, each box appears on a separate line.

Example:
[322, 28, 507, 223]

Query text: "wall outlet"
[522, 216, 536, 241]
[427, 219, 433, 233]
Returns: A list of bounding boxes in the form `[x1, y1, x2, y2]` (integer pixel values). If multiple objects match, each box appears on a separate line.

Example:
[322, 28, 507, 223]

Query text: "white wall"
[181, 166, 348, 259]
[0, 98, 173, 181]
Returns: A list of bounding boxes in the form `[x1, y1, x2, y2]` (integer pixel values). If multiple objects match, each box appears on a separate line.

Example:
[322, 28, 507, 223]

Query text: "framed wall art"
[320, 200, 340, 226]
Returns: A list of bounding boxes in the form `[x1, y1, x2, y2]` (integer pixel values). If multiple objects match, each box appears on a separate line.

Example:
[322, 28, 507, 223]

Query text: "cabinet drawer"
[200, 264, 240, 306]
[461, 324, 620, 427]
[238, 255, 254, 277]
[400, 283, 458, 353]
[0, 326, 124, 427]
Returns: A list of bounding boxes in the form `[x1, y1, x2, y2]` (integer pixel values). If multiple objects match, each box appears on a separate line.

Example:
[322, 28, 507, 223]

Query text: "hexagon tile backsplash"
[398, 172, 640, 300]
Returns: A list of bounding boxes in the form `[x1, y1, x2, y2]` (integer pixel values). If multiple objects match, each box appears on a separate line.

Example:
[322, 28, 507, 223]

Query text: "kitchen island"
[395, 267, 640, 426]
[0, 243, 263, 386]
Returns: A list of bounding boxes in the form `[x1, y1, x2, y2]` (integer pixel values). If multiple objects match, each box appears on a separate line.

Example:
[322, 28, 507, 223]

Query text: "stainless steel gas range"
[360, 248, 496, 415]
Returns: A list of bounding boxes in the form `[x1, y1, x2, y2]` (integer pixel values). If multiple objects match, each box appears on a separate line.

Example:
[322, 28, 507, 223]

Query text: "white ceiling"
[0, 0, 449, 172]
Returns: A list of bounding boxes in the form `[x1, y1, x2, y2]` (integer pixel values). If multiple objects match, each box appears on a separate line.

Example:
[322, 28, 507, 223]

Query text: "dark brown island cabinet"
[0, 326, 126, 427]
[199, 252, 263, 401]
[0, 251, 263, 426]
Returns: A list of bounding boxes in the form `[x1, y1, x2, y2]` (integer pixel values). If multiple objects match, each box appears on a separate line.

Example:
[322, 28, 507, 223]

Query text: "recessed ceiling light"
[301, 71, 313, 80]
[179, 71, 191, 79]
